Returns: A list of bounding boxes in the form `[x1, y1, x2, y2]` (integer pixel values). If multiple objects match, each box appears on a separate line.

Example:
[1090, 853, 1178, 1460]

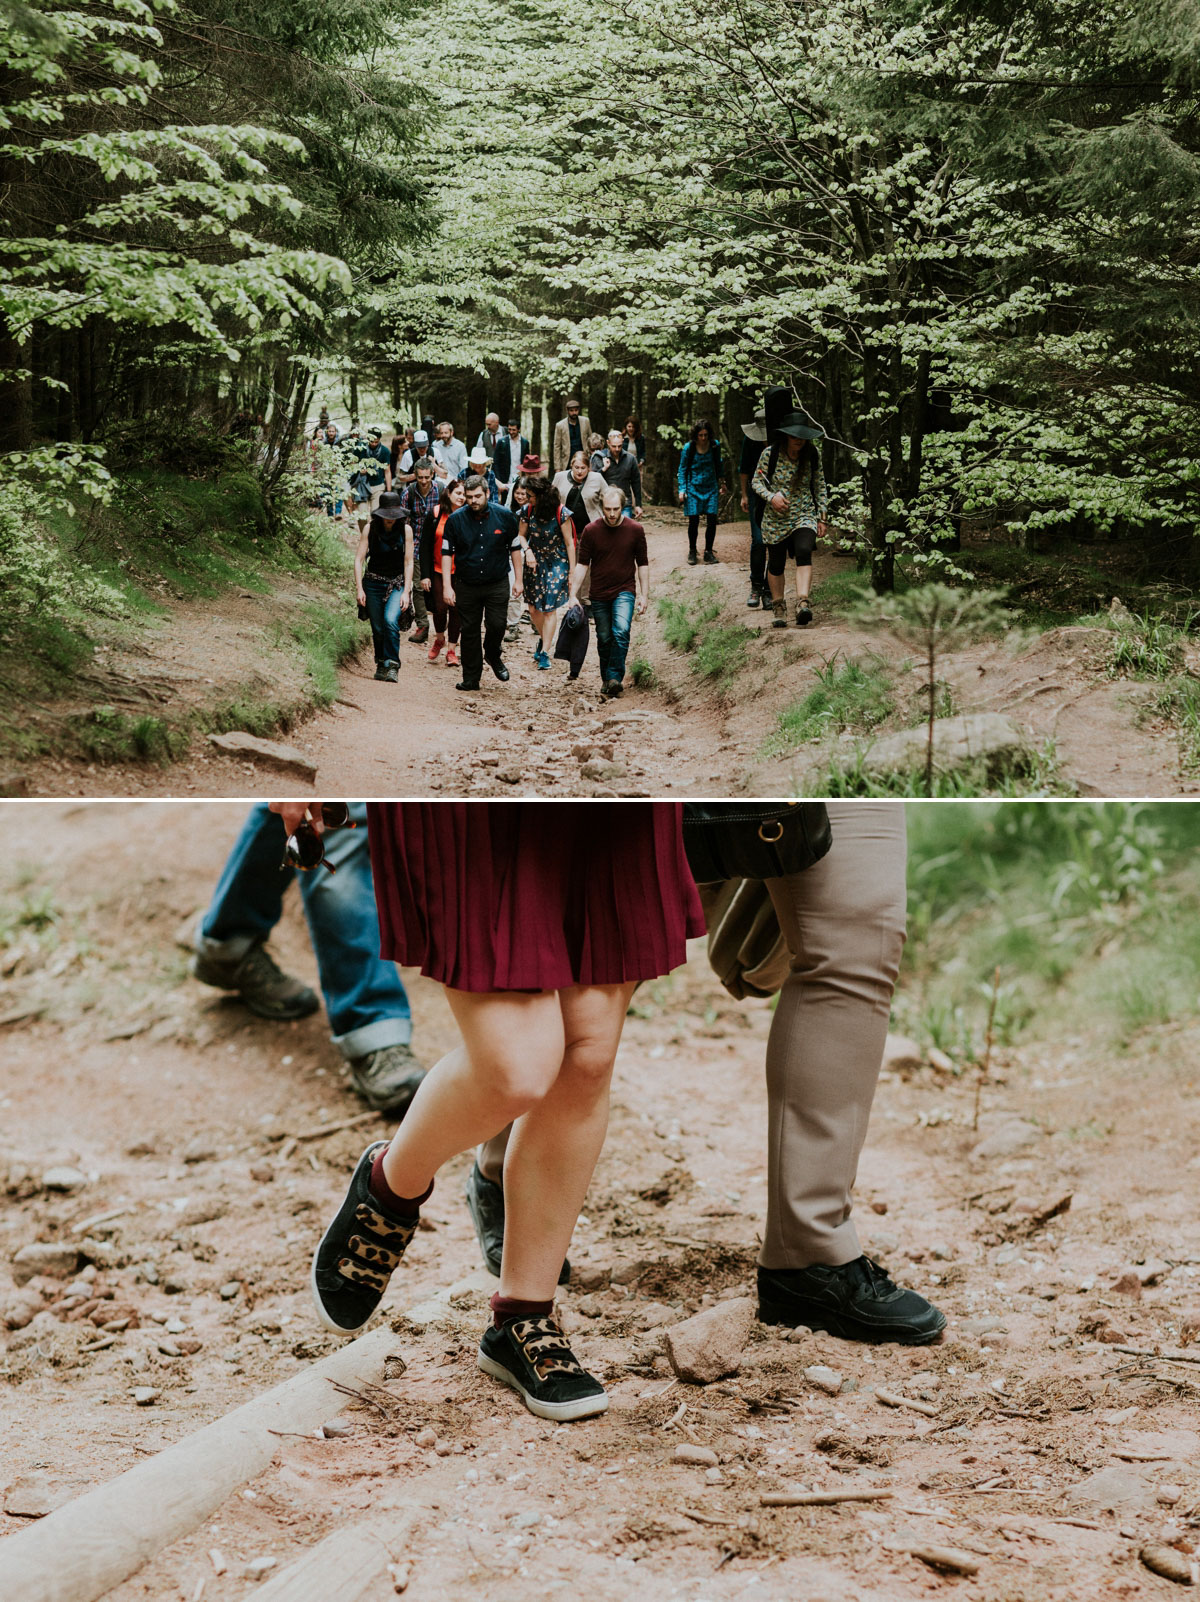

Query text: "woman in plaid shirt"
[752, 423, 828, 629]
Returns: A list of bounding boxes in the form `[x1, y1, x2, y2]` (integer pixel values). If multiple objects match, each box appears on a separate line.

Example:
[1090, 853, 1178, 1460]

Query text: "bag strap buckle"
[757, 819, 785, 843]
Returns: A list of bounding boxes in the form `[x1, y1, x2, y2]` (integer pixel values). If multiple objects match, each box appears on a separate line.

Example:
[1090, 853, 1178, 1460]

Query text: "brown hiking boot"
[191, 942, 318, 1021]
[771, 599, 788, 628]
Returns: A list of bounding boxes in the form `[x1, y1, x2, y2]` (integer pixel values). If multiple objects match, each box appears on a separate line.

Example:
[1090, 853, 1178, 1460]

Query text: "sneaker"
[686, 550, 699, 566]
[747, 589, 761, 609]
[373, 664, 389, 681]
[703, 549, 719, 564]
[427, 634, 445, 662]
[383, 660, 399, 682]
[796, 599, 813, 627]
[310, 1142, 419, 1335]
[445, 645, 459, 668]
[410, 625, 429, 645]
[478, 1312, 608, 1421]
[757, 1258, 947, 1345]
[345, 1043, 424, 1115]
[464, 1163, 570, 1283]
[771, 600, 788, 629]
[191, 942, 319, 1021]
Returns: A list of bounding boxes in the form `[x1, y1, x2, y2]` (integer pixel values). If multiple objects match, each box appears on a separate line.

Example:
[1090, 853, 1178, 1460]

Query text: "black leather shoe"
[465, 1163, 570, 1284]
[757, 1257, 946, 1345]
[486, 657, 510, 682]
[455, 680, 480, 692]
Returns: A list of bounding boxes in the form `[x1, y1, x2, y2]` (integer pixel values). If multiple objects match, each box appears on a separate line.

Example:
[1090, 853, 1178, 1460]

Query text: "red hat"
[519, 454, 543, 474]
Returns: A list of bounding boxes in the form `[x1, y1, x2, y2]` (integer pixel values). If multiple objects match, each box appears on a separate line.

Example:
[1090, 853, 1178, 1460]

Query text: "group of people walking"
[329, 385, 829, 690]
[259, 799, 943, 1425]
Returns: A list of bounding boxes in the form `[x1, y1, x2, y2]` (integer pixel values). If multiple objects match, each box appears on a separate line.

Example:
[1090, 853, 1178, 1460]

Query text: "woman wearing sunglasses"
[273, 801, 704, 1422]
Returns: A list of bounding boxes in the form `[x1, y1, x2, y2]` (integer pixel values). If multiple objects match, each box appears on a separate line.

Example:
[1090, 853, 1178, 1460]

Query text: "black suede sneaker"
[310, 1142, 419, 1335]
[478, 1312, 608, 1421]
[757, 1257, 946, 1345]
[464, 1163, 571, 1284]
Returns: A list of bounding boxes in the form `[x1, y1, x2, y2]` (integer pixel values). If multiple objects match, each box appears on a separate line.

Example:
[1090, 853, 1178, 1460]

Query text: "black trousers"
[455, 576, 510, 684]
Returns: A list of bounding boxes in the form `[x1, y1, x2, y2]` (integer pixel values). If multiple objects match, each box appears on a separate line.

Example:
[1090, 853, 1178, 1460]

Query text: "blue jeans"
[197, 804, 411, 1060]
[363, 574, 405, 663]
[591, 590, 636, 683]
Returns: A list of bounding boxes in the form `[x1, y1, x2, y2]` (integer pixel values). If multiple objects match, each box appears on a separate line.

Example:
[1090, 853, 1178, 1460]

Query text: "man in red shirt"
[569, 486, 649, 699]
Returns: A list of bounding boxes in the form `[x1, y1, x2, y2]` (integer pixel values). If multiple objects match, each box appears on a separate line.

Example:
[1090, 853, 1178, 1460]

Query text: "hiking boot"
[445, 645, 459, 668]
[487, 657, 510, 682]
[345, 1043, 424, 1115]
[686, 549, 699, 566]
[410, 625, 429, 645]
[601, 680, 622, 699]
[310, 1142, 419, 1335]
[504, 623, 521, 644]
[382, 660, 399, 682]
[191, 942, 318, 1021]
[373, 663, 389, 680]
[747, 589, 761, 608]
[771, 599, 788, 629]
[757, 1258, 947, 1346]
[703, 549, 719, 564]
[478, 1311, 608, 1421]
[464, 1162, 570, 1283]
[796, 599, 813, 627]
[427, 634, 445, 662]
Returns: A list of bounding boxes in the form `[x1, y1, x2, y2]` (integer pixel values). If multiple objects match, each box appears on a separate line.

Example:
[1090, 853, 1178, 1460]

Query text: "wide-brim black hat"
[376, 492, 404, 514]
[777, 413, 825, 441]
[763, 385, 823, 441]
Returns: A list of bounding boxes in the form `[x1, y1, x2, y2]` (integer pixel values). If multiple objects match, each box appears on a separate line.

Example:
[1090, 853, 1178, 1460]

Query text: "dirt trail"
[17, 513, 1195, 797]
[4, 803, 1200, 1600]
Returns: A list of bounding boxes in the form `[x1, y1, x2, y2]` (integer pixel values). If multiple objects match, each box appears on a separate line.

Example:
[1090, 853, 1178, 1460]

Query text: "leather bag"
[682, 802, 831, 885]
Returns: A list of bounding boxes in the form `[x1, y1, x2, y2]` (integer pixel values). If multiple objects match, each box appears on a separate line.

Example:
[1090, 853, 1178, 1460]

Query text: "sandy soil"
[16, 515, 1193, 800]
[2, 803, 1200, 1600]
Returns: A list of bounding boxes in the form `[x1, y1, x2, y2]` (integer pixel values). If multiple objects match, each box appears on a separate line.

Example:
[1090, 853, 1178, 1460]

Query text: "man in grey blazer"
[552, 397, 592, 475]
[462, 802, 947, 1347]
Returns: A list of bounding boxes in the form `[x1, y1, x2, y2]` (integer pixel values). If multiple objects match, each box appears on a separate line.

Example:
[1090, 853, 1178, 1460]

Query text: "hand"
[512, 584, 523, 600]
[356, 585, 366, 607]
[770, 492, 788, 512]
[524, 550, 537, 569]
[636, 596, 647, 616]
[740, 494, 749, 513]
[817, 520, 827, 539]
[444, 585, 455, 606]
[400, 588, 410, 611]
[634, 506, 643, 519]
[269, 802, 318, 835]
[677, 492, 684, 505]
[421, 578, 431, 591]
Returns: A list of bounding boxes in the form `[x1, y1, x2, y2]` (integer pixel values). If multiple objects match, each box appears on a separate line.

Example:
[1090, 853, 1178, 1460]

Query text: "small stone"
[165, 1317, 186, 1334]
[163, 1276, 188, 1295]
[1113, 1272, 1143, 1299]
[804, 1365, 844, 1396]
[133, 1387, 159, 1406]
[11, 1243, 81, 1286]
[1180, 1308, 1200, 1346]
[927, 1047, 955, 1074]
[219, 1281, 242, 1301]
[208, 1550, 227, 1576]
[206, 731, 317, 783]
[434, 1439, 453, 1457]
[638, 1302, 676, 1330]
[571, 1264, 611, 1291]
[1097, 1326, 1129, 1345]
[177, 1339, 202, 1356]
[388, 1561, 410, 1593]
[704, 1466, 725, 1484]
[870, 1200, 889, 1215]
[1157, 1485, 1183, 1507]
[969, 1119, 1042, 1162]
[126, 1139, 157, 1158]
[322, 1419, 354, 1439]
[1067, 1466, 1155, 1513]
[881, 1035, 923, 1076]
[249, 1166, 275, 1184]
[182, 1139, 218, 1165]
[1140, 1544, 1194, 1585]
[673, 1444, 719, 1468]
[961, 1316, 1008, 1337]
[157, 1341, 181, 1358]
[415, 1427, 437, 1448]
[786, 1325, 813, 1343]
[243, 1557, 278, 1581]
[663, 1297, 755, 1385]
[4, 1473, 71, 1518]
[511, 1510, 541, 1529]
[41, 1166, 87, 1193]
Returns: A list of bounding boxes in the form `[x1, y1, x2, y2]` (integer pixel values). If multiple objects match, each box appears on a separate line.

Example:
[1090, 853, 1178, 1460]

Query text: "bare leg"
[796, 562, 812, 603]
[499, 982, 636, 1300]
[380, 989, 564, 1199]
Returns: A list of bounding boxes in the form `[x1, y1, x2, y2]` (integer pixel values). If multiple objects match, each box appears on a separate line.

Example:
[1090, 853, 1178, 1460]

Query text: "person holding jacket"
[677, 417, 726, 566]
[751, 397, 828, 628]
[420, 479, 465, 669]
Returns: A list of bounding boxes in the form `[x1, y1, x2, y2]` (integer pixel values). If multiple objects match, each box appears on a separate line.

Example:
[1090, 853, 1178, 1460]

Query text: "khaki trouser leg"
[761, 802, 907, 1269]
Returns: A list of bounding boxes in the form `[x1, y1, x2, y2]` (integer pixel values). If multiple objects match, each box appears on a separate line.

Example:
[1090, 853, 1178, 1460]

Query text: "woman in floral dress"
[518, 475, 574, 671]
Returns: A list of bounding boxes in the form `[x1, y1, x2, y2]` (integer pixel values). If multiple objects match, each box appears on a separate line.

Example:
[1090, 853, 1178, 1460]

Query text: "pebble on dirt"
[1140, 1544, 1197, 1586]
[243, 1557, 278, 1581]
[663, 1296, 755, 1384]
[219, 1281, 242, 1300]
[673, 1444, 719, 1468]
[804, 1365, 845, 1396]
[40, 1166, 87, 1192]
[133, 1387, 159, 1406]
[11, 1243, 81, 1285]
[321, 1419, 354, 1438]
[414, 1428, 437, 1448]
[4, 1473, 71, 1518]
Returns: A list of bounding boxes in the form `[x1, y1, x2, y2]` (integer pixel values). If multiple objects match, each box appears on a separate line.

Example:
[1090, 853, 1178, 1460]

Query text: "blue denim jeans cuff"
[333, 1017, 413, 1062]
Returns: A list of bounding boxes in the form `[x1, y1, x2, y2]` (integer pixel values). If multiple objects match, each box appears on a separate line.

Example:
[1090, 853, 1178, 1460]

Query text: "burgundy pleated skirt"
[367, 803, 705, 992]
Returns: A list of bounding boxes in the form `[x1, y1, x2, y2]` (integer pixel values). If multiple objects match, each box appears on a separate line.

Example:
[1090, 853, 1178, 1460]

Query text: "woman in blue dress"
[518, 475, 575, 670]
[677, 417, 727, 566]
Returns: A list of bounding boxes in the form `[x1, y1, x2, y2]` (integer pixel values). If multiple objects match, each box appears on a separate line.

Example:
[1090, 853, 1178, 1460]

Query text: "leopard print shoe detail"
[310, 1142, 419, 1334]
[477, 1310, 608, 1421]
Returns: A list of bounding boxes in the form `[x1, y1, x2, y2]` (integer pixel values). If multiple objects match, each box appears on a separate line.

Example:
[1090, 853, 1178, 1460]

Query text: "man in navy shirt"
[442, 475, 523, 692]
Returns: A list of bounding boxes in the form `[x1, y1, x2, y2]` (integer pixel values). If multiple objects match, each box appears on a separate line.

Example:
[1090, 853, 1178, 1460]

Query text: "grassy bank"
[0, 467, 356, 767]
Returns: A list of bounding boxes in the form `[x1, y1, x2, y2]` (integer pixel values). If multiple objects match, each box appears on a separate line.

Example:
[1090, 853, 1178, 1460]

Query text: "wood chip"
[761, 1488, 893, 1508]
[1113, 1346, 1200, 1367]
[79, 1335, 118, 1352]
[661, 1402, 687, 1431]
[875, 1387, 939, 1418]
[681, 1508, 736, 1527]
[289, 1110, 382, 1143]
[908, 1544, 981, 1577]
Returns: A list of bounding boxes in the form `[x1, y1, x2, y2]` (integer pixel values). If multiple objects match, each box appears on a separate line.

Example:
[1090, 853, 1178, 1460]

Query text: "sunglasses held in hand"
[282, 802, 354, 874]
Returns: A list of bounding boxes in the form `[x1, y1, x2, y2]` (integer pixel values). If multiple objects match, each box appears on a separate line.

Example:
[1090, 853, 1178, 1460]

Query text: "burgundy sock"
[369, 1149, 432, 1217]
[491, 1292, 554, 1328]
